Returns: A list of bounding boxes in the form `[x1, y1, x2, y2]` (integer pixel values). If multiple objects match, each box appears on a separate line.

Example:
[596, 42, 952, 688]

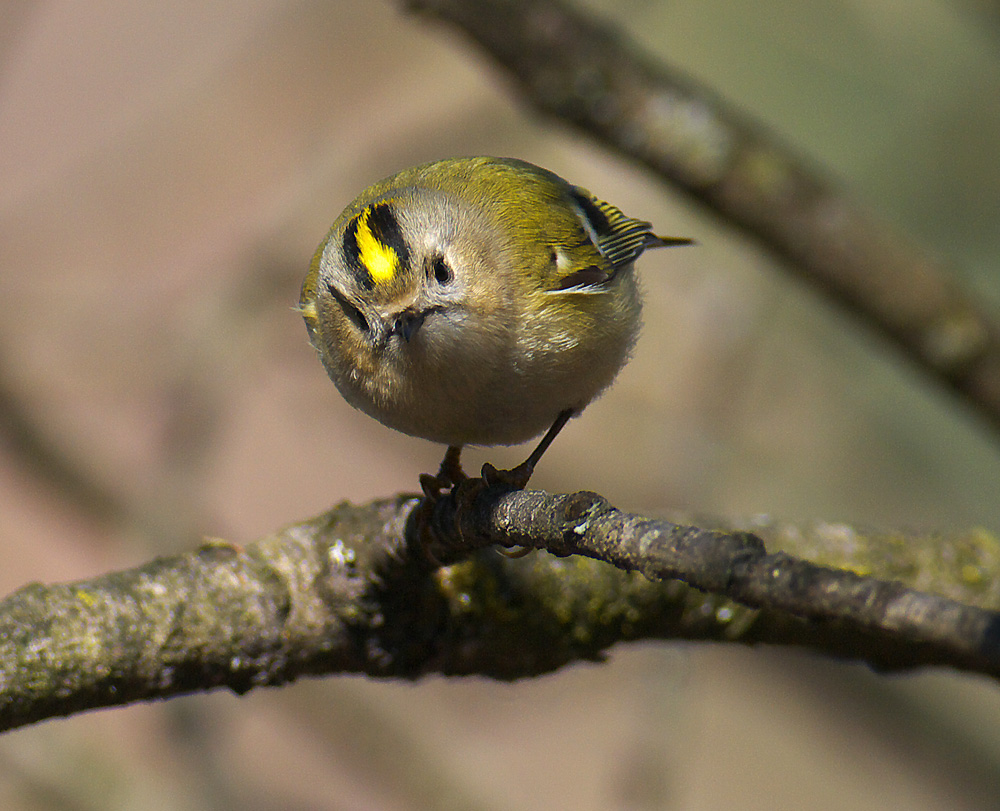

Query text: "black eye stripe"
[327, 282, 369, 332]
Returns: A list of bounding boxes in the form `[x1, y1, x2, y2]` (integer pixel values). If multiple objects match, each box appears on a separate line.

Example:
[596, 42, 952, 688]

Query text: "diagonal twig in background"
[408, 0, 1000, 435]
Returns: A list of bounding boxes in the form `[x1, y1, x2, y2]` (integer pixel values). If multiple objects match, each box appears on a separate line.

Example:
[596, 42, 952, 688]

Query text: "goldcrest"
[300, 156, 690, 484]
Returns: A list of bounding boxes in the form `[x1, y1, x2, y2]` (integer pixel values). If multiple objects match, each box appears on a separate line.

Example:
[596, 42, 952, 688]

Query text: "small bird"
[300, 156, 690, 489]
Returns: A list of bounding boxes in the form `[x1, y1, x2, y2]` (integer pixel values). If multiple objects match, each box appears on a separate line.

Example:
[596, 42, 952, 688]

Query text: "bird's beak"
[388, 308, 426, 343]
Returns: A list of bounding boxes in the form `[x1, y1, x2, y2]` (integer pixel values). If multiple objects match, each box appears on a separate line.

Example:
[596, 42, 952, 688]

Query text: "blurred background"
[2, 0, 1000, 808]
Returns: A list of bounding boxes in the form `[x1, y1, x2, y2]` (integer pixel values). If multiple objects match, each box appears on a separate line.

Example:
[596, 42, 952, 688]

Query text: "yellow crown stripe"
[356, 207, 399, 284]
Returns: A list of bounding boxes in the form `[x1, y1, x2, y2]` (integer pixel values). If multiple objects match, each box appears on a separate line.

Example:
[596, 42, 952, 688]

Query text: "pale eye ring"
[431, 256, 453, 285]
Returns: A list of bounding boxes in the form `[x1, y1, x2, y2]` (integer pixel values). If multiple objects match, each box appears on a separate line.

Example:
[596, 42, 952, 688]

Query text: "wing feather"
[568, 186, 692, 272]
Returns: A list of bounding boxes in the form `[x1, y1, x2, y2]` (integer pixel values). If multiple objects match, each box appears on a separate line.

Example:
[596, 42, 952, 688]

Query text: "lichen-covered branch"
[3, 488, 1000, 733]
[406, 0, 1000, 434]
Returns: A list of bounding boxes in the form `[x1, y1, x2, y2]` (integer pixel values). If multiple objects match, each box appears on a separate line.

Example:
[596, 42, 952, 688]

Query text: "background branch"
[408, 0, 1000, 435]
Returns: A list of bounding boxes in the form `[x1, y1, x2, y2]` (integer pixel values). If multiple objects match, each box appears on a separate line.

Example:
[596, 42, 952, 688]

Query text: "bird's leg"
[418, 410, 575, 561]
[419, 444, 467, 500]
[482, 408, 574, 490]
[439, 445, 468, 486]
[417, 445, 470, 563]
[479, 409, 575, 558]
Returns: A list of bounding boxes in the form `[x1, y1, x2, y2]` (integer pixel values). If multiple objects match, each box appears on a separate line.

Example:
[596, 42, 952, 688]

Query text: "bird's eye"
[327, 283, 369, 332]
[431, 256, 453, 285]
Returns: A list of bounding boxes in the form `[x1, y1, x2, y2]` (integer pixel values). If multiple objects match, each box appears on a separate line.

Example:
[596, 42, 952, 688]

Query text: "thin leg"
[485, 409, 575, 558]
[418, 411, 575, 562]
[420, 445, 467, 500]
[522, 408, 574, 476]
[482, 408, 575, 490]
[439, 445, 466, 485]
[417, 445, 466, 564]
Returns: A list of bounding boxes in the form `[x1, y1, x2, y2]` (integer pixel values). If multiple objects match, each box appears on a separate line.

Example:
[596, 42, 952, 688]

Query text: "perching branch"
[406, 0, 1000, 435]
[3, 484, 1000, 733]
